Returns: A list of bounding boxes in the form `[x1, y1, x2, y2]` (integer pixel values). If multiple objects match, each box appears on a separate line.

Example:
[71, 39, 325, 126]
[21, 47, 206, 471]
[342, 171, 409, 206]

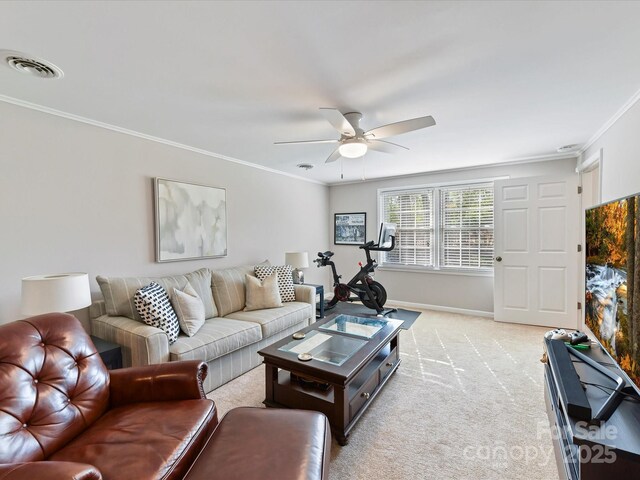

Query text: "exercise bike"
[315, 223, 397, 317]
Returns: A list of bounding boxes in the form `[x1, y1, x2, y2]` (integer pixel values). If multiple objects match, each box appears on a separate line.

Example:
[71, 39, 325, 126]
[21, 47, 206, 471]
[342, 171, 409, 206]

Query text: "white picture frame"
[155, 178, 227, 262]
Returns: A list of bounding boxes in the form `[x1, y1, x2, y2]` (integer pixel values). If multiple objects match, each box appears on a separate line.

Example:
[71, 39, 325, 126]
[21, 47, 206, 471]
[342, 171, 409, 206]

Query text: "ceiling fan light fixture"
[338, 140, 367, 158]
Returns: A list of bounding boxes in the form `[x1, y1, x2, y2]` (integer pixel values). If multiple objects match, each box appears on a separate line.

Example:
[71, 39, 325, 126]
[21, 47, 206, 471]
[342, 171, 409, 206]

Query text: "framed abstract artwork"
[155, 178, 227, 262]
[334, 212, 366, 245]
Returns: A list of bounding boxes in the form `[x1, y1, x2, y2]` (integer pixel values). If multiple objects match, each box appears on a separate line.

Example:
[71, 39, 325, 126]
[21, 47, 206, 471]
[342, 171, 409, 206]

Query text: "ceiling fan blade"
[274, 139, 338, 145]
[366, 115, 436, 139]
[325, 147, 342, 163]
[319, 108, 356, 137]
[366, 139, 409, 154]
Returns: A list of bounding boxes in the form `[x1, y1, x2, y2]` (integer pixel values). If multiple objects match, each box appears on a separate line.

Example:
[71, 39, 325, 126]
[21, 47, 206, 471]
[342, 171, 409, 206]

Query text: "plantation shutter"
[439, 184, 494, 268]
[379, 188, 434, 266]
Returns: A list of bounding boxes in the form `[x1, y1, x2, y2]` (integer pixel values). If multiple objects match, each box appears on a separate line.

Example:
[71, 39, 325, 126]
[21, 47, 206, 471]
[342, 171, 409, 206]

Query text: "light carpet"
[208, 309, 559, 480]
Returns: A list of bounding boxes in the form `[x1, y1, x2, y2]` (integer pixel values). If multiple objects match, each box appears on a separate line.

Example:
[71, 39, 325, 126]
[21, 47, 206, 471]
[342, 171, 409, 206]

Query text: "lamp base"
[292, 268, 304, 284]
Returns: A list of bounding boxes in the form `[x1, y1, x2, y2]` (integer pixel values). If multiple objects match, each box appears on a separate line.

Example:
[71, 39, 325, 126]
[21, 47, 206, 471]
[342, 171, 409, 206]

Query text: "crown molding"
[0, 94, 327, 186]
[15, 86, 634, 188]
[327, 152, 577, 186]
[578, 86, 640, 156]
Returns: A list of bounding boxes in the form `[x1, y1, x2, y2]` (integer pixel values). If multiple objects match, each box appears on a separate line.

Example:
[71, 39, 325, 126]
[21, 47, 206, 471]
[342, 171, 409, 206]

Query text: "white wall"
[580, 98, 640, 201]
[0, 101, 329, 328]
[328, 158, 577, 314]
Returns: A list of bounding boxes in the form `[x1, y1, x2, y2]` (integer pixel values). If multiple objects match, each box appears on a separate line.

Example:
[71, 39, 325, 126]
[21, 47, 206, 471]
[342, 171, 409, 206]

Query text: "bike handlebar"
[314, 236, 395, 269]
[358, 236, 396, 252]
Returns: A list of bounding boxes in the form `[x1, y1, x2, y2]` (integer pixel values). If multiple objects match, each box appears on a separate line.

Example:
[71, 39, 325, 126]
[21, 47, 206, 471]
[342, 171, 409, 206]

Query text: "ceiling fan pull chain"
[340, 158, 344, 180]
[362, 156, 366, 181]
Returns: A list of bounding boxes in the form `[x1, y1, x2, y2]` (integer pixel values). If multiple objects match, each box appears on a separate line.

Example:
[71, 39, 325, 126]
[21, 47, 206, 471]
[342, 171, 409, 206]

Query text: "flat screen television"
[585, 191, 640, 395]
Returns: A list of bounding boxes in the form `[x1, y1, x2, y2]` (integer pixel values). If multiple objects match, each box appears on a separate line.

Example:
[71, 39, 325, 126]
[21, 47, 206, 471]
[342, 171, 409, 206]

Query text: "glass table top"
[278, 329, 367, 367]
[319, 314, 388, 339]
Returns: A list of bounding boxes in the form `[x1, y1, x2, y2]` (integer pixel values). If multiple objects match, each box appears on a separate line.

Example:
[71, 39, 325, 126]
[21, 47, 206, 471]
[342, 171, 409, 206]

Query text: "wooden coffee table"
[258, 314, 403, 445]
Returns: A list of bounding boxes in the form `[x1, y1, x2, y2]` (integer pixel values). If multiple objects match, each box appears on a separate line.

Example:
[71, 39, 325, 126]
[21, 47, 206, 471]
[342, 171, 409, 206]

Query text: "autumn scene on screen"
[586, 195, 640, 388]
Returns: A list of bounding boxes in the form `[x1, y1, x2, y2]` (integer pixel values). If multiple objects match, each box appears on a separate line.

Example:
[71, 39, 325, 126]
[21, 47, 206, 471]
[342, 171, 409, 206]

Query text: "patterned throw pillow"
[254, 265, 295, 302]
[134, 282, 180, 344]
[172, 282, 206, 337]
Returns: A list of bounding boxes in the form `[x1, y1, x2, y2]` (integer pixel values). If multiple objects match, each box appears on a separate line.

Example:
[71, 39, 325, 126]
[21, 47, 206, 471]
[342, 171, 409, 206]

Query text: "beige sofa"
[90, 265, 315, 392]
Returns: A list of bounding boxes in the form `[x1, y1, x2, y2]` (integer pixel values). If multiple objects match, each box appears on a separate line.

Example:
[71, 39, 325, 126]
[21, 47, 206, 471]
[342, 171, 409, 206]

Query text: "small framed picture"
[334, 212, 367, 245]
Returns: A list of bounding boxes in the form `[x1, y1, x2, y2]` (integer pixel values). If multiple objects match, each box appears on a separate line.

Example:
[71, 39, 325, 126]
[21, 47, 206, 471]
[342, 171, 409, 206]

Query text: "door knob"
[495, 256, 502, 262]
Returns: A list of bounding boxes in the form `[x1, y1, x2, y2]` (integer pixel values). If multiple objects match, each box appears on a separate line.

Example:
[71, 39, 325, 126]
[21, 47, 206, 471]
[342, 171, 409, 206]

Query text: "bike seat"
[316, 251, 334, 259]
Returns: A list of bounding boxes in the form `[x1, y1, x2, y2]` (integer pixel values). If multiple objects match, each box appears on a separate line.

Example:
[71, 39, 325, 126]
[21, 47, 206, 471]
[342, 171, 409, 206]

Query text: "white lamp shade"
[285, 252, 309, 269]
[21, 273, 92, 315]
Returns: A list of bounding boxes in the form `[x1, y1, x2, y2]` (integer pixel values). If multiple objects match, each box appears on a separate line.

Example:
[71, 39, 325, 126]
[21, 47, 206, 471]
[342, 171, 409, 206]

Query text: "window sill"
[378, 264, 494, 277]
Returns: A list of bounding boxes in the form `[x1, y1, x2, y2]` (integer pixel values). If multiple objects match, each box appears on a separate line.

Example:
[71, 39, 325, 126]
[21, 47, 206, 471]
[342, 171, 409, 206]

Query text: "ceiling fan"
[275, 108, 436, 163]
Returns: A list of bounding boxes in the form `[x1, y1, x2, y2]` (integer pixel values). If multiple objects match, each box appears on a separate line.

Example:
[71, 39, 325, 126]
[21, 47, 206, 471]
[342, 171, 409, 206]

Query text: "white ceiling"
[1, 1, 640, 184]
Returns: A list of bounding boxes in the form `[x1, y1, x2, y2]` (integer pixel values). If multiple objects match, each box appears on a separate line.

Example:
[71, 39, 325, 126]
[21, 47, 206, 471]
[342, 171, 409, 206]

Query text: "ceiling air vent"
[2, 50, 64, 79]
[556, 144, 579, 153]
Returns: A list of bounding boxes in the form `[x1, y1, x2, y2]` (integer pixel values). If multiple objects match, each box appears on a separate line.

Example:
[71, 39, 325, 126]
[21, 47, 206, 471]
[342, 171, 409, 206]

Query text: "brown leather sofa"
[0, 313, 330, 480]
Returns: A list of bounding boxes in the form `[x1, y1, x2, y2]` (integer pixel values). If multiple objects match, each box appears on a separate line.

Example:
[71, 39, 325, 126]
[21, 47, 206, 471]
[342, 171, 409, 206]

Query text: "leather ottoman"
[184, 407, 331, 480]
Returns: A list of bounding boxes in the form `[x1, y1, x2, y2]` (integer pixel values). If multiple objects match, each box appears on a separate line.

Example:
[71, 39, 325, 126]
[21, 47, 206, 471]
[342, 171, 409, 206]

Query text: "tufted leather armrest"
[0, 461, 102, 480]
[109, 360, 208, 408]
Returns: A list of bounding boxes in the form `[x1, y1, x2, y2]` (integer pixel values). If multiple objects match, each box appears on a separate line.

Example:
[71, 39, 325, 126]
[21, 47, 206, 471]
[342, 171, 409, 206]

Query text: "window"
[439, 185, 494, 269]
[379, 187, 434, 266]
[378, 182, 494, 272]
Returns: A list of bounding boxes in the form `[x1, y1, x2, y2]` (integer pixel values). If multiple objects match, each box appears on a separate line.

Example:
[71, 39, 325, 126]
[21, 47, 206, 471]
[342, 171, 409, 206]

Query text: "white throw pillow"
[254, 265, 295, 302]
[244, 273, 283, 311]
[172, 282, 206, 336]
[133, 282, 180, 344]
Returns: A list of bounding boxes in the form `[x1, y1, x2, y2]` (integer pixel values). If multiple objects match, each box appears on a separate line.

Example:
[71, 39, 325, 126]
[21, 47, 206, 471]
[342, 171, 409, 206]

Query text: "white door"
[494, 175, 580, 328]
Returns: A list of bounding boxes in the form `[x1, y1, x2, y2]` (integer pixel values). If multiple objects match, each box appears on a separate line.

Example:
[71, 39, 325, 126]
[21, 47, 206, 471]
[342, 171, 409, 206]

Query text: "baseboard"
[386, 299, 494, 319]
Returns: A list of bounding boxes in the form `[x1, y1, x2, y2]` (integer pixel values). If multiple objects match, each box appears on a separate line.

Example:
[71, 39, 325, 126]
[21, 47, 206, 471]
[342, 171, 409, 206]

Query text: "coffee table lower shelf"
[263, 339, 400, 445]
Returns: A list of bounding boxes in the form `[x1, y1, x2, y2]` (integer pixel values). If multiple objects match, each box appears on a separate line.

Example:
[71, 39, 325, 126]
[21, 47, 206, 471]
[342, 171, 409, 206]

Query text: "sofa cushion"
[210, 265, 255, 316]
[169, 318, 262, 363]
[225, 301, 311, 338]
[134, 282, 180, 344]
[244, 273, 282, 311]
[97, 268, 217, 321]
[172, 282, 206, 337]
[50, 399, 215, 480]
[254, 265, 295, 302]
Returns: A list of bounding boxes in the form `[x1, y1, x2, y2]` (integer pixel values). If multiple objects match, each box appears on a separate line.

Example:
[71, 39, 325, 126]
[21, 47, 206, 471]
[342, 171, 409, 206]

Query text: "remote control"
[544, 329, 571, 342]
[568, 331, 589, 345]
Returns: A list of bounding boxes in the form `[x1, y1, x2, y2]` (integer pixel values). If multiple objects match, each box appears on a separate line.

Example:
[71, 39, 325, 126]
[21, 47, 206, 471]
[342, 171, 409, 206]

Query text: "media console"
[544, 338, 640, 479]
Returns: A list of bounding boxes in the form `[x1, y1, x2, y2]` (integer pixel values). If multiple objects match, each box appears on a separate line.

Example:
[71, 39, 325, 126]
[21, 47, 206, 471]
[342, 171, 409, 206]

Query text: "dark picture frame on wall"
[334, 212, 367, 245]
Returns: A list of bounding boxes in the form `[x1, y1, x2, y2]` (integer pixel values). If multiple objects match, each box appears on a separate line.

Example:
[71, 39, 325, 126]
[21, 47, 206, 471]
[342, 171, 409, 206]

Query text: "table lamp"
[285, 252, 309, 284]
[21, 272, 92, 315]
